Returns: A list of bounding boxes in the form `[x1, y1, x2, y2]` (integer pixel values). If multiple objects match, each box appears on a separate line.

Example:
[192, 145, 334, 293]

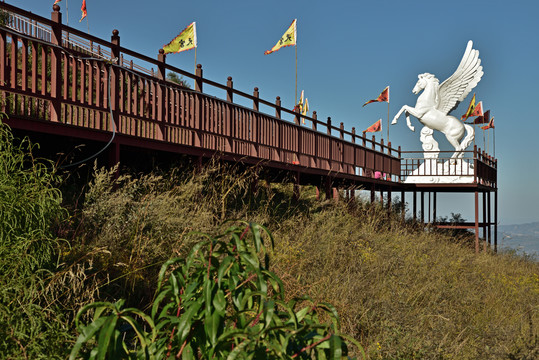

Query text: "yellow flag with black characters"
[264, 19, 297, 55]
[163, 22, 197, 54]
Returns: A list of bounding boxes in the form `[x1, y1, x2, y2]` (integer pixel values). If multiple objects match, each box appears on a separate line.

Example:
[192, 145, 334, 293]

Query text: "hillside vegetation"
[1, 119, 538, 359]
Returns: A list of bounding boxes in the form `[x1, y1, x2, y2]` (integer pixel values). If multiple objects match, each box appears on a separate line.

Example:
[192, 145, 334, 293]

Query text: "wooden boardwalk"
[0, 3, 498, 252]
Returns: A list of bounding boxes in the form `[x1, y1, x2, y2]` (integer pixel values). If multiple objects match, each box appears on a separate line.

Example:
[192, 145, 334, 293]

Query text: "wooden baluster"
[50, 4, 62, 122]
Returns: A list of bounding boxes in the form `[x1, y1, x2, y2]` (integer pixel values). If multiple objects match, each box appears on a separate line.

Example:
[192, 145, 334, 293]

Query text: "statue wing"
[437, 41, 483, 115]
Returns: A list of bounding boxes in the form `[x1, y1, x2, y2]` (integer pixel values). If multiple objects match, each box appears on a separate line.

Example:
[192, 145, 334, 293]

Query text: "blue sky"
[15, 0, 539, 225]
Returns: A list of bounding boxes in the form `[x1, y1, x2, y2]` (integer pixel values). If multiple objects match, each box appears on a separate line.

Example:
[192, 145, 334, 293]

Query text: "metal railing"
[401, 147, 497, 186]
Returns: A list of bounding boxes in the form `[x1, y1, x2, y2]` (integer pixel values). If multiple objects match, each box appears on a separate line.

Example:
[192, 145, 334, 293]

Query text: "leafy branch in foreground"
[70, 222, 364, 359]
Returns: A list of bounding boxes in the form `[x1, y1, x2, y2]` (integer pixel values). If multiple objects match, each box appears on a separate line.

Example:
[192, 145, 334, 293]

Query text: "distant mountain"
[498, 221, 539, 256]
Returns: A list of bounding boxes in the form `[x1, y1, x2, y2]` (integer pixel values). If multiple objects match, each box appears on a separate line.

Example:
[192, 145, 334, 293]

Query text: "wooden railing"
[0, 3, 402, 182]
[0, 3, 497, 188]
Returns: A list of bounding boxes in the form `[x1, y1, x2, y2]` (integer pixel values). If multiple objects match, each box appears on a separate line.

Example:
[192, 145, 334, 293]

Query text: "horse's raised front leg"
[405, 113, 415, 132]
[393, 105, 417, 131]
[391, 105, 408, 124]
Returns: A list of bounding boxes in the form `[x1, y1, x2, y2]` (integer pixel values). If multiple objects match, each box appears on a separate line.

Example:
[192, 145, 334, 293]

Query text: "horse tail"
[459, 123, 475, 151]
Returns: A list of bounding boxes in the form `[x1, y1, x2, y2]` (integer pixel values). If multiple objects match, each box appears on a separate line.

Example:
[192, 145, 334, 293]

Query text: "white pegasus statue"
[392, 40, 483, 158]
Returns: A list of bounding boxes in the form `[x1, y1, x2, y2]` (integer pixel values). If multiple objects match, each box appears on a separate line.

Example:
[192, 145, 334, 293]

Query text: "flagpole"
[66, 0, 69, 26]
[493, 127, 496, 158]
[387, 100, 390, 143]
[295, 43, 298, 109]
[86, 17, 89, 34]
[483, 125, 488, 153]
[195, 47, 197, 73]
[487, 128, 490, 155]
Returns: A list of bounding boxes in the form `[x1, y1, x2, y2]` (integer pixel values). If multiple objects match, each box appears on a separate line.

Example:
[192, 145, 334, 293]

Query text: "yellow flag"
[302, 98, 309, 116]
[461, 93, 476, 121]
[163, 22, 197, 54]
[264, 19, 297, 55]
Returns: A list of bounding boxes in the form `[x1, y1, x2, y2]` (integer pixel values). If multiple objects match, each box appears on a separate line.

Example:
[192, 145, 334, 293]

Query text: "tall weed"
[0, 119, 71, 358]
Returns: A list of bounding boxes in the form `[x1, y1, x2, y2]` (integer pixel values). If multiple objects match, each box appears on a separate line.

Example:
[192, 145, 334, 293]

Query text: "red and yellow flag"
[469, 101, 483, 117]
[480, 117, 495, 130]
[79, 0, 87, 22]
[54, 0, 62, 5]
[363, 119, 382, 133]
[264, 19, 297, 55]
[461, 93, 476, 120]
[363, 86, 389, 107]
[163, 22, 197, 54]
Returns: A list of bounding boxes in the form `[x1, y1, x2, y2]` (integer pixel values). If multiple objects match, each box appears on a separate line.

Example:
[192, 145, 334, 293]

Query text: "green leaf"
[213, 289, 226, 313]
[69, 316, 108, 360]
[120, 314, 153, 348]
[217, 256, 235, 287]
[176, 300, 202, 343]
[339, 334, 367, 359]
[262, 270, 285, 299]
[295, 306, 311, 324]
[319, 302, 341, 331]
[205, 310, 223, 346]
[156, 257, 184, 293]
[96, 315, 118, 360]
[263, 299, 275, 330]
[151, 288, 171, 319]
[226, 340, 249, 360]
[74, 302, 114, 329]
[329, 335, 343, 360]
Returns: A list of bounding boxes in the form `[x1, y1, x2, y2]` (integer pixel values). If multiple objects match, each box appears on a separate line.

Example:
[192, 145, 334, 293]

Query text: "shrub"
[70, 222, 364, 359]
[0, 118, 71, 358]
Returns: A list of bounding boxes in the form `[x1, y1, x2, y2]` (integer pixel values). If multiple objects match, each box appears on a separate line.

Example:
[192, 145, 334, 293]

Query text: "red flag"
[54, 0, 62, 4]
[363, 86, 389, 107]
[363, 119, 382, 133]
[80, 0, 87, 22]
[472, 109, 490, 124]
[469, 101, 483, 117]
[480, 117, 494, 130]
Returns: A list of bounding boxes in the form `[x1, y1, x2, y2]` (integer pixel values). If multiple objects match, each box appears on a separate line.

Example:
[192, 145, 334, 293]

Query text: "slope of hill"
[1, 120, 538, 359]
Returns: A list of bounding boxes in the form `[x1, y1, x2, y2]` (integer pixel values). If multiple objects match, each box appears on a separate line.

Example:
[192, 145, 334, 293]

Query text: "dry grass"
[270, 202, 539, 359]
[55, 162, 539, 359]
[4, 140, 536, 359]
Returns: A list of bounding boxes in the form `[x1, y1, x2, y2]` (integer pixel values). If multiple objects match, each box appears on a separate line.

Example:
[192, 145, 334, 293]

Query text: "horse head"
[413, 73, 439, 94]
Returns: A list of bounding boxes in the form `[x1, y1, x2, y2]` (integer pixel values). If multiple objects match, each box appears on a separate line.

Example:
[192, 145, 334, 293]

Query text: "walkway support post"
[401, 190, 405, 221]
[293, 171, 300, 201]
[433, 192, 437, 223]
[488, 190, 492, 248]
[483, 191, 487, 252]
[475, 190, 480, 253]
[413, 190, 417, 222]
[325, 176, 332, 201]
[495, 188, 498, 252]
[420, 191, 425, 225]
